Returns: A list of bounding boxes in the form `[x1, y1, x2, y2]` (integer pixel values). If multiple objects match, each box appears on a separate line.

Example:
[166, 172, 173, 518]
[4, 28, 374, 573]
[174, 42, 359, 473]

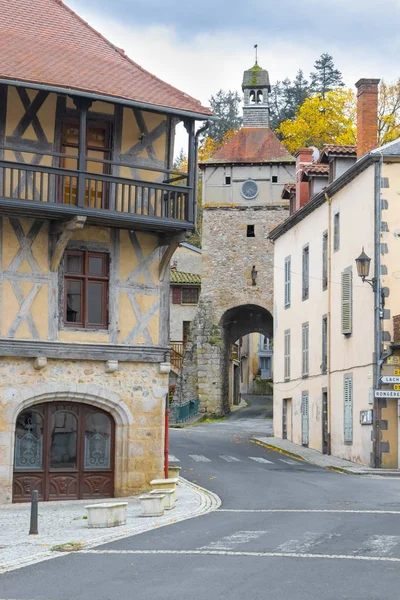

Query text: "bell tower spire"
[242, 60, 271, 128]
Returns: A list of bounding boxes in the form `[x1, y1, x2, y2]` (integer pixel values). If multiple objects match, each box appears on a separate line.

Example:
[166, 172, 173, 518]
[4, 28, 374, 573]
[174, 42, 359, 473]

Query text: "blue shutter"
[344, 374, 353, 443]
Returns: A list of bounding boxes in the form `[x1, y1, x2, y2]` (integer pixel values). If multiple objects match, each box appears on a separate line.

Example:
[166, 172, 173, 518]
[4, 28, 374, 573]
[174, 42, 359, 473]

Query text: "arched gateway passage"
[220, 304, 273, 412]
[13, 402, 115, 502]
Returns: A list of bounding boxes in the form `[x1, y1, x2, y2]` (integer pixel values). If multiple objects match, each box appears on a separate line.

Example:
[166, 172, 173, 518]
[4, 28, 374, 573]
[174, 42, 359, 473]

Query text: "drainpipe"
[164, 392, 170, 478]
[325, 192, 332, 455]
[373, 156, 383, 467]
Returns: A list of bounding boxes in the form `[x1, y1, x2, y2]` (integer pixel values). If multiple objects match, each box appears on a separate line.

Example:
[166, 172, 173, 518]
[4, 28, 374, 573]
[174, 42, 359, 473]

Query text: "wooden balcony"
[0, 154, 194, 233]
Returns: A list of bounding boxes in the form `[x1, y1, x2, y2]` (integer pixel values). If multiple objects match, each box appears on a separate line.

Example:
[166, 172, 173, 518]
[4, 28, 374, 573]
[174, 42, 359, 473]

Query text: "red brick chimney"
[295, 148, 313, 210]
[355, 78, 380, 158]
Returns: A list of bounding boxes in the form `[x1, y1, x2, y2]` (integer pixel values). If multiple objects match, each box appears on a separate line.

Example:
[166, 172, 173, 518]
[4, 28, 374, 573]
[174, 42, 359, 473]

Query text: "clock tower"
[176, 63, 296, 416]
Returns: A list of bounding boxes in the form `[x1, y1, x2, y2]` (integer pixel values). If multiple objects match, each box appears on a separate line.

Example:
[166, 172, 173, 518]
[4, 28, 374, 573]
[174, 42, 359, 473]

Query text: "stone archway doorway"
[13, 402, 115, 502]
[220, 304, 273, 412]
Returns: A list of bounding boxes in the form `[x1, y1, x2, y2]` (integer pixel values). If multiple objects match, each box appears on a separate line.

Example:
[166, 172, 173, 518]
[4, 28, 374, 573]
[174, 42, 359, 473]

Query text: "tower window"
[257, 90, 263, 103]
[249, 90, 256, 104]
[247, 225, 255, 237]
[225, 176, 231, 185]
[272, 175, 278, 183]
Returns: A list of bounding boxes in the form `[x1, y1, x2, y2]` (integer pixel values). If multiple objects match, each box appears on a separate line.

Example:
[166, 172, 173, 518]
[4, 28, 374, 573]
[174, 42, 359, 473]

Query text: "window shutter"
[284, 257, 291, 307]
[334, 213, 340, 251]
[322, 231, 328, 290]
[343, 374, 353, 443]
[301, 391, 309, 446]
[172, 286, 182, 304]
[302, 323, 309, 376]
[284, 330, 291, 380]
[322, 317, 327, 373]
[302, 246, 309, 300]
[341, 271, 352, 334]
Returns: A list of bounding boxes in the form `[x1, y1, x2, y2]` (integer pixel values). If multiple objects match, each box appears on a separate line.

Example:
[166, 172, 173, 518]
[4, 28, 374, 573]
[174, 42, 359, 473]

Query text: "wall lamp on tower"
[355, 247, 376, 291]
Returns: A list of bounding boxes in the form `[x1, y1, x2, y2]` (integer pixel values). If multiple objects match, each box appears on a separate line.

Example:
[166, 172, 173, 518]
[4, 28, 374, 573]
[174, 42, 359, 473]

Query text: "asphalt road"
[2, 396, 400, 600]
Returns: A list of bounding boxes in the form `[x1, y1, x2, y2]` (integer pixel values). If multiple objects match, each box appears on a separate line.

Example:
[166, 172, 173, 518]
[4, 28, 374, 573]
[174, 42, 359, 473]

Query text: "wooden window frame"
[181, 287, 200, 305]
[64, 250, 109, 329]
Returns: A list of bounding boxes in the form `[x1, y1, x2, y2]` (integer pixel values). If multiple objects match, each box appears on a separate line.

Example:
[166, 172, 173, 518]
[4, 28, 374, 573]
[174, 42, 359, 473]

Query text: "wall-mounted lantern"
[355, 247, 376, 291]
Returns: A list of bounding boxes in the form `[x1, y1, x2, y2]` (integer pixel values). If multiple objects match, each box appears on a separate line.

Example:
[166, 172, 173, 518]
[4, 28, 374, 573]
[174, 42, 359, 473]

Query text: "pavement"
[0, 477, 220, 575]
[2, 395, 400, 599]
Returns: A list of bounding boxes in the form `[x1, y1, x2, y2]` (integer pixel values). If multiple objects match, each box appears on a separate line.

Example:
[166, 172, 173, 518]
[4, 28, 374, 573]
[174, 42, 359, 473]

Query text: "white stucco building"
[271, 79, 400, 468]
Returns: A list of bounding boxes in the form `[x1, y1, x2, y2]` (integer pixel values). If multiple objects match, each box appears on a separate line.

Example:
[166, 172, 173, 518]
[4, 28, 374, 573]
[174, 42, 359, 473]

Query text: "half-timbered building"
[0, 0, 212, 503]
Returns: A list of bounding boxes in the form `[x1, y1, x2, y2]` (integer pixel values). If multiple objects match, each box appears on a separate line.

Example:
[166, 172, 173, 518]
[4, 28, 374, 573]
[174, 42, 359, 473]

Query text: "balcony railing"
[0, 152, 193, 228]
[171, 342, 184, 372]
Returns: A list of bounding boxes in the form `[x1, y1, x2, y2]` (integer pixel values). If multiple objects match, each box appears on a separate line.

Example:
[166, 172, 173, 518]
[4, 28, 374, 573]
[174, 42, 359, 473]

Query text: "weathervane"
[254, 44, 258, 65]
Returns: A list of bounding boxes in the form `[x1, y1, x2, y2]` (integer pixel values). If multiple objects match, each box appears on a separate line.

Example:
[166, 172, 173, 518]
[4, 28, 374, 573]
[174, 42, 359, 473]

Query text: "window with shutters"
[301, 391, 309, 446]
[182, 287, 199, 304]
[284, 329, 291, 380]
[302, 245, 309, 301]
[172, 286, 182, 304]
[341, 270, 353, 335]
[343, 374, 353, 443]
[334, 212, 340, 251]
[302, 322, 309, 377]
[322, 316, 328, 374]
[284, 256, 291, 308]
[322, 231, 328, 290]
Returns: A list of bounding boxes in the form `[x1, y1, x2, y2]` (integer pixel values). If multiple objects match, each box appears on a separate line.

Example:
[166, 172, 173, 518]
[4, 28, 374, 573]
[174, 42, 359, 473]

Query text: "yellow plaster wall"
[70, 226, 110, 243]
[381, 400, 398, 469]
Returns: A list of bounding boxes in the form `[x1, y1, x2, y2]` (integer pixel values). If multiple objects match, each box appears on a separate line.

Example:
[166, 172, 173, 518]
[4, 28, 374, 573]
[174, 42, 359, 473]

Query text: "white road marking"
[189, 454, 211, 462]
[277, 533, 340, 553]
[168, 454, 180, 462]
[219, 455, 241, 462]
[81, 549, 400, 562]
[199, 530, 268, 551]
[278, 458, 298, 465]
[249, 456, 274, 464]
[217, 509, 400, 514]
[356, 535, 400, 555]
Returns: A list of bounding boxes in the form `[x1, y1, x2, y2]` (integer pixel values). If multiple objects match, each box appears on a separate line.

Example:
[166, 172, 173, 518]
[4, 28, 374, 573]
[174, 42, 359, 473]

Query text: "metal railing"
[170, 398, 199, 424]
[0, 156, 192, 223]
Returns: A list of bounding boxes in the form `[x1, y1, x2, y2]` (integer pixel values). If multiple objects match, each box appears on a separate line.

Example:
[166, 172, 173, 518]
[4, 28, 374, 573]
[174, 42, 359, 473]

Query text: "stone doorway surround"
[1, 383, 133, 504]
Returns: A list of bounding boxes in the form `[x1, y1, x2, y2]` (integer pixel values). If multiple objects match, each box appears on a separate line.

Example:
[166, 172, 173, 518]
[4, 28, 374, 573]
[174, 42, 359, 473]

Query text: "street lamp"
[355, 247, 376, 291]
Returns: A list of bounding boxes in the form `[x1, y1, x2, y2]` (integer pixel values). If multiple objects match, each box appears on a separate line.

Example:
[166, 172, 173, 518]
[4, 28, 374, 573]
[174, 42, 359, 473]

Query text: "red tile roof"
[301, 164, 329, 179]
[0, 0, 212, 117]
[319, 144, 357, 163]
[201, 128, 295, 164]
[281, 183, 296, 199]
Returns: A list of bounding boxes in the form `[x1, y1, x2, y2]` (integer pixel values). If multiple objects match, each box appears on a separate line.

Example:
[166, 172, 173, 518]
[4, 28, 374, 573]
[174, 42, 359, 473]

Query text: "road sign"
[394, 370, 400, 376]
[395, 385, 400, 391]
[387, 356, 400, 365]
[375, 390, 400, 398]
[380, 376, 400, 383]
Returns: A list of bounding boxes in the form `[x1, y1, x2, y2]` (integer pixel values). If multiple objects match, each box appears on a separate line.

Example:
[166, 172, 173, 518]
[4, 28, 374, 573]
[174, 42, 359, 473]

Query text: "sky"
[67, 0, 400, 152]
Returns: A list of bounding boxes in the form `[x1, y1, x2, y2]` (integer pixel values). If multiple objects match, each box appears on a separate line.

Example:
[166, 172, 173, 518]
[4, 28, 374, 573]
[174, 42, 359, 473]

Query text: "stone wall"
[0, 357, 168, 503]
[175, 205, 288, 415]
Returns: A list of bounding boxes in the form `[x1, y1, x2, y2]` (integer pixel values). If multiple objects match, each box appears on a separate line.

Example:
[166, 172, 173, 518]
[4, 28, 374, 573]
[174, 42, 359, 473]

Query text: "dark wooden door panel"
[48, 474, 79, 501]
[13, 473, 44, 502]
[83, 472, 113, 498]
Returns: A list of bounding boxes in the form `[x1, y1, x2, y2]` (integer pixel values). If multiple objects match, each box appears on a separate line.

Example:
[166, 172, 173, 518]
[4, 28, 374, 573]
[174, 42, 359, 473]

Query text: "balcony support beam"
[184, 118, 196, 224]
[159, 232, 187, 281]
[50, 215, 87, 271]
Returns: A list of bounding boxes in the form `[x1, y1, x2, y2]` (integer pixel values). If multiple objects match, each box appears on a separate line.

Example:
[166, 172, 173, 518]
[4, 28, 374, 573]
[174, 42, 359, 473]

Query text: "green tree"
[310, 53, 344, 97]
[207, 90, 242, 143]
[270, 71, 309, 132]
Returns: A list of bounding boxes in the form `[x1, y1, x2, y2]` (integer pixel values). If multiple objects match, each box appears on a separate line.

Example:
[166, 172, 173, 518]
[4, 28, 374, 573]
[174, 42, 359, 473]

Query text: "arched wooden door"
[13, 403, 114, 502]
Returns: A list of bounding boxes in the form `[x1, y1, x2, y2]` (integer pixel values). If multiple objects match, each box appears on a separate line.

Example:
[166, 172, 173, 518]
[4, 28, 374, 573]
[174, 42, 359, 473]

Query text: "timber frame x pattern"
[0, 84, 198, 233]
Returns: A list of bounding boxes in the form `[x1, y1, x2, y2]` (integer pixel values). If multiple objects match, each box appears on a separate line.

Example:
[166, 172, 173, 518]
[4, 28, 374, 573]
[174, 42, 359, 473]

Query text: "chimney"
[355, 78, 380, 158]
[295, 148, 313, 210]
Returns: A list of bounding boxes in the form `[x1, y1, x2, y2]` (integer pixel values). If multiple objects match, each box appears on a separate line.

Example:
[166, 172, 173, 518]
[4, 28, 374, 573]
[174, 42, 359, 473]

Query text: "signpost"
[375, 390, 400, 398]
[380, 376, 400, 384]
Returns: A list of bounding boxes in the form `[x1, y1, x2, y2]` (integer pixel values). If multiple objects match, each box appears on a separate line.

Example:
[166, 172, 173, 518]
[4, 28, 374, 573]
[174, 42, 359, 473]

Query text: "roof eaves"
[269, 153, 378, 241]
[0, 77, 217, 121]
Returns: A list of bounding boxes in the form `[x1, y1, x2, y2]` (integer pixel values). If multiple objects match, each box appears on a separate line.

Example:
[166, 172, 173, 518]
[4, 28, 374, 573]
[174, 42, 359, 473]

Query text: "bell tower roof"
[242, 63, 271, 92]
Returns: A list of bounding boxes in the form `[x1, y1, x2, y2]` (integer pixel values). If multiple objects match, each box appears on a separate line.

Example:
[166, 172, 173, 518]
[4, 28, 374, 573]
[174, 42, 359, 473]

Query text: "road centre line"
[217, 509, 400, 514]
[80, 549, 400, 562]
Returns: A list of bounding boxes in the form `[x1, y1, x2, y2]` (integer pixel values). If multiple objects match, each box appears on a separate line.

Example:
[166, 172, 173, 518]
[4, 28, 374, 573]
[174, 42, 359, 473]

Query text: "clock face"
[241, 179, 259, 200]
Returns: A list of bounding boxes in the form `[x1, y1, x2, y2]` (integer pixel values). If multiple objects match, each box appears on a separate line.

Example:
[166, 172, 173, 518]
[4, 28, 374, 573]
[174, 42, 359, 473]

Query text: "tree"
[207, 90, 242, 143]
[269, 71, 309, 132]
[378, 79, 400, 144]
[310, 53, 344, 97]
[278, 89, 356, 153]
